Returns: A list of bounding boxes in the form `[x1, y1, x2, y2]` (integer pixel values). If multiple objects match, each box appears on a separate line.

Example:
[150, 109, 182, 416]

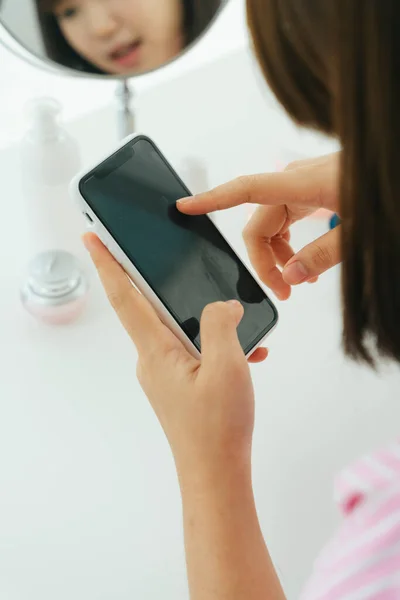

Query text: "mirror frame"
[0, 0, 229, 80]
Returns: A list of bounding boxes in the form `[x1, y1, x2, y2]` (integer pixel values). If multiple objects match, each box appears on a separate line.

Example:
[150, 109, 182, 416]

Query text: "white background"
[1, 2, 400, 600]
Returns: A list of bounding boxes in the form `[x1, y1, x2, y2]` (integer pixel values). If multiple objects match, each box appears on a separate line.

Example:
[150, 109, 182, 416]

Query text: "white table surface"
[1, 47, 400, 600]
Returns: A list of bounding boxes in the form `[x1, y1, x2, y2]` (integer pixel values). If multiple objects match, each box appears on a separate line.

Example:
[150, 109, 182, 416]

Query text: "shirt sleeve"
[299, 481, 400, 600]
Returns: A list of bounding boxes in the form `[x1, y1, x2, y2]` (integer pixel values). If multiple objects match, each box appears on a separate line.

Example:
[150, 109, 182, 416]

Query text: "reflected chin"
[82, 59, 132, 76]
[108, 63, 147, 76]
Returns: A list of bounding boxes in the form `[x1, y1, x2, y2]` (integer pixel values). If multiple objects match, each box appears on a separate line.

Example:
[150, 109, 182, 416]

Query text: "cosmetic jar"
[20, 250, 89, 324]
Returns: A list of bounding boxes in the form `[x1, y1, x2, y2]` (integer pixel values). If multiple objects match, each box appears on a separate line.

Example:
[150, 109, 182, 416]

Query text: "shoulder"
[301, 443, 400, 599]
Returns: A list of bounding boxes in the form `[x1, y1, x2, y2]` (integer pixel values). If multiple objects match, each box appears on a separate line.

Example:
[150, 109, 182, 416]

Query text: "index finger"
[176, 169, 325, 215]
[83, 233, 180, 357]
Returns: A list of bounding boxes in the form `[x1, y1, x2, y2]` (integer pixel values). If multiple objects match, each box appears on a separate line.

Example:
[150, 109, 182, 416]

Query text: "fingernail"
[226, 299, 244, 323]
[283, 261, 309, 285]
[177, 197, 193, 205]
[226, 299, 241, 308]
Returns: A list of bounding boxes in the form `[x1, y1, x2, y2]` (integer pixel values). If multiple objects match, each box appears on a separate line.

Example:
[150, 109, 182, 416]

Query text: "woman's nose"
[87, 3, 119, 38]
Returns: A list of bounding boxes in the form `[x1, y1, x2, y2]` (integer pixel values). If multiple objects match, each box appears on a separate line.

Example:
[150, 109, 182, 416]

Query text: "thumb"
[282, 226, 341, 285]
[200, 301, 244, 362]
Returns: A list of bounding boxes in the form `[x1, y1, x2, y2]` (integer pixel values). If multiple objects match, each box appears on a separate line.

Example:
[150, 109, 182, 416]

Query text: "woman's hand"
[83, 233, 264, 475]
[178, 153, 341, 300]
[84, 233, 285, 600]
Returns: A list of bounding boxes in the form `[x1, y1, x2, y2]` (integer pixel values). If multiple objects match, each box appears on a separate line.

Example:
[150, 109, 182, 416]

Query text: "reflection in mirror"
[0, 0, 224, 77]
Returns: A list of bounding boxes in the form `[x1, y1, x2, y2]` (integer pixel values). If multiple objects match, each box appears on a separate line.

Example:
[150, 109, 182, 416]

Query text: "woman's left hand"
[83, 233, 267, 475]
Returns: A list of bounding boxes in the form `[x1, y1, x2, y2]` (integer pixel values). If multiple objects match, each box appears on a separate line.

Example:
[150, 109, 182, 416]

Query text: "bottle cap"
[21, 250, 88, 307]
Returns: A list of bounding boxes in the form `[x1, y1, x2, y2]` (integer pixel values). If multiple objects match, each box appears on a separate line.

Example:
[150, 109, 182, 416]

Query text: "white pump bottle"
[20, 97, 84, 257]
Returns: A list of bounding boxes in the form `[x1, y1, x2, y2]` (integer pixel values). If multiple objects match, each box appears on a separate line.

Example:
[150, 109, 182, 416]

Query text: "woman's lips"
[110, 41, 143, 69]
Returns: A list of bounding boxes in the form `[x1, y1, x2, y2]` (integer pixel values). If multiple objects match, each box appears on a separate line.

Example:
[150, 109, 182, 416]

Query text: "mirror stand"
[115, 80, 135, 140]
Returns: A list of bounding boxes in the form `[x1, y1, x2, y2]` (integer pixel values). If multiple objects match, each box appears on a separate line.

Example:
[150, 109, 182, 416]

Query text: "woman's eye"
[56, 6, 78, 19]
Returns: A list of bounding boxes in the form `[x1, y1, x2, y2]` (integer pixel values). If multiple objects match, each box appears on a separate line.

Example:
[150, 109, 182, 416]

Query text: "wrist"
[176, 452, 253, 497]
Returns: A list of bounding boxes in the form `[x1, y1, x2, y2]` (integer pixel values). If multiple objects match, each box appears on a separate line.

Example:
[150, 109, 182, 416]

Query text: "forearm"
[178, 460, 285, 600]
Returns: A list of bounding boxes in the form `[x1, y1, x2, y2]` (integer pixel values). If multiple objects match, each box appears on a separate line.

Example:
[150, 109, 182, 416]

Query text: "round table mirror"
[0, 0, 225, 76]
[0, 0, 227, 135]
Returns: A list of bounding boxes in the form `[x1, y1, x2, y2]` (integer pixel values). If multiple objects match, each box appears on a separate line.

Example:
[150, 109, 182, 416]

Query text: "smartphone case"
[70, 133, 278, 359]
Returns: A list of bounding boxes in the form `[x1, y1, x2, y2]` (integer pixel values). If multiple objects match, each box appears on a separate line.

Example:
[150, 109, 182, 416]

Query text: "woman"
[35, 0, 221, 75]
[84, 0, 400, 598]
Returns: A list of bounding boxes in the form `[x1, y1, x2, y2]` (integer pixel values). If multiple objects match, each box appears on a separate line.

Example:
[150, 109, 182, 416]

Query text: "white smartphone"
[71, 134, 278, 359]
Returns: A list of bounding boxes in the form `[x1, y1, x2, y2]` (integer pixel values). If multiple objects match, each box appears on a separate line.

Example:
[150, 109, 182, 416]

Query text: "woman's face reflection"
[53, 0, 184, 75]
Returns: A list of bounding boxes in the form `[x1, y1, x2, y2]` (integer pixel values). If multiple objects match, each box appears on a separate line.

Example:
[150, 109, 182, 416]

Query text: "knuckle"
[235, 175, 253, 204]
[309, 242, 334, 270]
[243, 221, 267, 248]
[207, 189, 223, 212]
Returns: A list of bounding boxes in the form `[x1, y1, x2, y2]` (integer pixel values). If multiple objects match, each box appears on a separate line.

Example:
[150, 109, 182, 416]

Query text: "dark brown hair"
[36, 0, 221, 74]
[247, 0, 400, 364]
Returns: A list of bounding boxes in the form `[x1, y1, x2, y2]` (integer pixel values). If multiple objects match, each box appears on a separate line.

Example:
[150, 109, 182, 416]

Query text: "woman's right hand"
[177, 153, 341, 300]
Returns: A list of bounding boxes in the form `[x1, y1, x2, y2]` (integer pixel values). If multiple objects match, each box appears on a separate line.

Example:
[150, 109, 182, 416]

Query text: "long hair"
[247, 0, 400, 365]
[35, 0, 221, 74]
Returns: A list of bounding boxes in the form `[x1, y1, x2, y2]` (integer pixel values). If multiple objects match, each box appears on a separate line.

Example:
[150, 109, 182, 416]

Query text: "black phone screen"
[80, 136, 278, 353]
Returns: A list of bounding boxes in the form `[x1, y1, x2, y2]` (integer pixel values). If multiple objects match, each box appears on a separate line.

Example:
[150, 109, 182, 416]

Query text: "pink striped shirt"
[300, 442, 400, 599]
